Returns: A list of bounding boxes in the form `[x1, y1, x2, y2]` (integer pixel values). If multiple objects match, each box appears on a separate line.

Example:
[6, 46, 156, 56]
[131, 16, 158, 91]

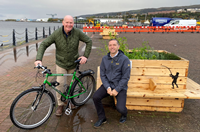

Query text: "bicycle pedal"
[65, 108, 72, 115]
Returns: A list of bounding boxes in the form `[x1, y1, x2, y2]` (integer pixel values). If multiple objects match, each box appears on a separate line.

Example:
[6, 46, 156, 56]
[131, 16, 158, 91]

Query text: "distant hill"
[77, 4, 200, 17]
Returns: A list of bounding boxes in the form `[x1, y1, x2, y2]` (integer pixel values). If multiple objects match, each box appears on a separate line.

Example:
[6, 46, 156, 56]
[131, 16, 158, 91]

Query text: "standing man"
[34, 15, 92, 116]
[93, 39, 131, 128]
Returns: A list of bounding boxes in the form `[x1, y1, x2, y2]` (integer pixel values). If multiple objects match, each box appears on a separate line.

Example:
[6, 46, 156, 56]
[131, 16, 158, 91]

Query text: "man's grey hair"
[109, 39, 119, 45]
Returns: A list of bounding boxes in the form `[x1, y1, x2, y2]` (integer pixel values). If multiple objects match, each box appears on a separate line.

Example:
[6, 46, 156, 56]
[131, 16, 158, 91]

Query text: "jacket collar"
[62, 26, 74, 35]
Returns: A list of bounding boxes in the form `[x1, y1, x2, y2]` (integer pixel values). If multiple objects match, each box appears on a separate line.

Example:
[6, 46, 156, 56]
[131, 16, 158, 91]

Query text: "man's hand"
[111, 89, 118, 96]
[34, 60, 42, 67]
[107, 88, 112, 96]
[78, 56, 87, 64]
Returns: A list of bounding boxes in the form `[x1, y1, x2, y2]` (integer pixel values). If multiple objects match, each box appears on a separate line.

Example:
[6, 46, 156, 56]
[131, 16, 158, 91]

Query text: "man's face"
[62, 17, 74, 33]
[108, 40, 120, 55]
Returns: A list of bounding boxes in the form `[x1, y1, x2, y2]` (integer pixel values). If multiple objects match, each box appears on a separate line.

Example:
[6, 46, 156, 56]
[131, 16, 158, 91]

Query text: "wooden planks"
[131, 59, 189, 69]
[100, 29, 118, 39]
[126, 106, 183, 112]
[96, 66, 102, 89]
[126, 78, 200, 99]
[129, 76, 187, 84]
[115, 98, 184, 107]
[130, 67, 186, 76]
[114, 97, 184, 112]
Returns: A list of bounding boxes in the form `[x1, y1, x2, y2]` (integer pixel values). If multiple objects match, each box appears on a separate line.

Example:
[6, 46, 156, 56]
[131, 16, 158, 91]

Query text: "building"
[177, 8, 200, 13]
[36, 18, 49, 22]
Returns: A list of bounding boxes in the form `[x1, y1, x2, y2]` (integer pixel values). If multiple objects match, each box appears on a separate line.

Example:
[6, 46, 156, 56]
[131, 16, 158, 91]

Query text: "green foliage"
[48, 18, 62, 22]
[5, 19, 16, 21]
[126, 42, 181, 60]
[100, 34, 181, 60]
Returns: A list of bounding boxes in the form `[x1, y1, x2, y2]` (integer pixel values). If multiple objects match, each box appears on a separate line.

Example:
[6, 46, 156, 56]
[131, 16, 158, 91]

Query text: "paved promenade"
[0, 32, 200, 132]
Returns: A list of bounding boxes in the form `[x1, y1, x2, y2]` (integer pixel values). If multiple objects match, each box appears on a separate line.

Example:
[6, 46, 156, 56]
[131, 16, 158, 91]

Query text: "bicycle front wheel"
[10, 88, 54, 129]
[71, 74, 95, 106]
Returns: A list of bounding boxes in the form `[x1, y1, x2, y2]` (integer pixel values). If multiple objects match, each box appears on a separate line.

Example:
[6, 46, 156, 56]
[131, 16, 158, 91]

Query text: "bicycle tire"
[10, 88, 55, 129]
[71, 74, 95, 106]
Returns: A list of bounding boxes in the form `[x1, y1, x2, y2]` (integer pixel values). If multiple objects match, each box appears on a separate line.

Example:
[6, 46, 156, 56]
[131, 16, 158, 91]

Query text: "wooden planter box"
[99, 28, 118, 39]
[96, 50, 200, 112]
[124, 50, 189, 112]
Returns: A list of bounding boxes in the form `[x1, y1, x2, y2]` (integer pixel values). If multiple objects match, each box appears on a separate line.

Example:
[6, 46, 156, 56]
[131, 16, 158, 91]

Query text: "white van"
[164, 20, 196, 26]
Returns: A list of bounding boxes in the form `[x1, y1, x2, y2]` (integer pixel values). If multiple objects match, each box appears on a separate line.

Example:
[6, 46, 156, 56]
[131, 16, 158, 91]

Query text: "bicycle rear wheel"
[71, 74, 95, 106]
[10, 88, 55, 129]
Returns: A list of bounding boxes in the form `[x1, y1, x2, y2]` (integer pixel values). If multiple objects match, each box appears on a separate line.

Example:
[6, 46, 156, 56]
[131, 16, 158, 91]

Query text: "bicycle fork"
[31, 91, 44, 111]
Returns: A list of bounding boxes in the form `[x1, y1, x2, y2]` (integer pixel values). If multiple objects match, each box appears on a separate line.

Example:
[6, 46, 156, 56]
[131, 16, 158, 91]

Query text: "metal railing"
[0, 26, 60, 50]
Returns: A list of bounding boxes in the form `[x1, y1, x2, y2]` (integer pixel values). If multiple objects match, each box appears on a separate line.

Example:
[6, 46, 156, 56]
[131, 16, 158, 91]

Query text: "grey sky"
[0, 0, 200, 20]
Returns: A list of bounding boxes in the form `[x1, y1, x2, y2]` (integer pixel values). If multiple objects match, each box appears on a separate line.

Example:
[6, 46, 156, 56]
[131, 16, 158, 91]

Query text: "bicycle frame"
[42, 71, 87, 100]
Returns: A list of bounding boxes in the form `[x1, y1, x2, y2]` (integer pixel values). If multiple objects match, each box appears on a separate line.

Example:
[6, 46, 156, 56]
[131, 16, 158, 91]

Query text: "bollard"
[75, 17, 77, 28]
[54, 26, 55, 31]
[25, 28, 28, 43]
[35, 27, 38, 40]
[43, 27, 45, 38]
[49, 27, 51, 36]
[13, 29, 16, 46]
[58, 26, 59, 29]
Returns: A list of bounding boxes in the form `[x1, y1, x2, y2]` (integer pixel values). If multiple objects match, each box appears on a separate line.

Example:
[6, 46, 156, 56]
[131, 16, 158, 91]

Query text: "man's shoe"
[55, 105, 63, 116]
[94, 118, 107, 128]
[119, 116, 127, 123]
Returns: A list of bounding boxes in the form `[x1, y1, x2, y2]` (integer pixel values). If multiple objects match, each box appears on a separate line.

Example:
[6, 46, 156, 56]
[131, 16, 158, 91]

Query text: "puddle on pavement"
[58, 99, 97, 131]
[0, 43, 55, 75]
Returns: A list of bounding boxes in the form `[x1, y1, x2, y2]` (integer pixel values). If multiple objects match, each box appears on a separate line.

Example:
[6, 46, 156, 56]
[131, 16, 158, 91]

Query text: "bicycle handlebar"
[74, 59, 81, 64]
[34, 64, 46, 70]
[34, 59, 82, 75]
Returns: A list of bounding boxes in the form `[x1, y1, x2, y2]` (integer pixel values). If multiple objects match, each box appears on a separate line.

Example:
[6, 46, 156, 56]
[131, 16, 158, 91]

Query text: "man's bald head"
[63, 15, 74, 22]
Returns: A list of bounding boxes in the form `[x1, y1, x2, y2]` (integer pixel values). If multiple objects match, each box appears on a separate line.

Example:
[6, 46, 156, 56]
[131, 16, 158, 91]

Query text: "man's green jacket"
[36, 26, 92, 70]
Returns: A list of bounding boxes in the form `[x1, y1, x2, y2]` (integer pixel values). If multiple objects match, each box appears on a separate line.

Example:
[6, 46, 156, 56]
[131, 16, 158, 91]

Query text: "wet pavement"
[1, 32, 200, 132]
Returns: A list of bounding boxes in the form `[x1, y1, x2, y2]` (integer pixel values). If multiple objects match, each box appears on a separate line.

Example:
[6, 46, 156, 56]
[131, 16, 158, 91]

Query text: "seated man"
[93, 39, 131, 128]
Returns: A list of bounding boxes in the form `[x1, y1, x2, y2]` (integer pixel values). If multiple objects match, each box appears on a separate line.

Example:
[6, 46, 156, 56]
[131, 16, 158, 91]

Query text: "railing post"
[35, 27, 38, 40]
[75, 17, 77, 28]
[25, 28, 28, 43]
[13, 29, 16, 46]
[49, 27, 51, 36]
[43, 27, 45, 38]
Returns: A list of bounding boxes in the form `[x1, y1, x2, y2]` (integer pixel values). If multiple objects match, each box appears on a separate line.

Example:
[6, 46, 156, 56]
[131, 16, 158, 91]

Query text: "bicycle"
[10, 59, 95, 129]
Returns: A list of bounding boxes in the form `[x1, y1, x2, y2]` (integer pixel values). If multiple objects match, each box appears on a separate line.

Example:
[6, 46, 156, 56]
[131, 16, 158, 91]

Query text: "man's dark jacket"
[100, 50, 131, 92]
[36, 26, 92, 70]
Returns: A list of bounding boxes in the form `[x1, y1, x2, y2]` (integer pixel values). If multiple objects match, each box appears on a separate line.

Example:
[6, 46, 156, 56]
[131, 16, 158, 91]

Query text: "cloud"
[0, 0, 200, 20]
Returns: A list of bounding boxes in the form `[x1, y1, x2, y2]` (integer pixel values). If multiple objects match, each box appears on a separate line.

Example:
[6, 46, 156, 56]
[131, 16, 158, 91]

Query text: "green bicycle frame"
[42, 71, 87, 100]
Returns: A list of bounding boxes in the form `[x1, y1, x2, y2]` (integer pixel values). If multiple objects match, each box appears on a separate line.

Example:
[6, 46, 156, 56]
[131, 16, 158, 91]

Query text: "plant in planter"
[100, 34, 181, 60]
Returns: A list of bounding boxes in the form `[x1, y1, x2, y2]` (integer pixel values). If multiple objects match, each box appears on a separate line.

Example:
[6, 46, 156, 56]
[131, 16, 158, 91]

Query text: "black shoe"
[119, 116, 127, 123]
[94, 118, 107, 128]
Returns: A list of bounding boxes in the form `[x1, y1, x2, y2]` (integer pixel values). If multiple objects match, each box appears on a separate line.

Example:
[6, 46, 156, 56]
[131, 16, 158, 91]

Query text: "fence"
[83, 26, 200, 33]
[0, 26, 61, 50]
